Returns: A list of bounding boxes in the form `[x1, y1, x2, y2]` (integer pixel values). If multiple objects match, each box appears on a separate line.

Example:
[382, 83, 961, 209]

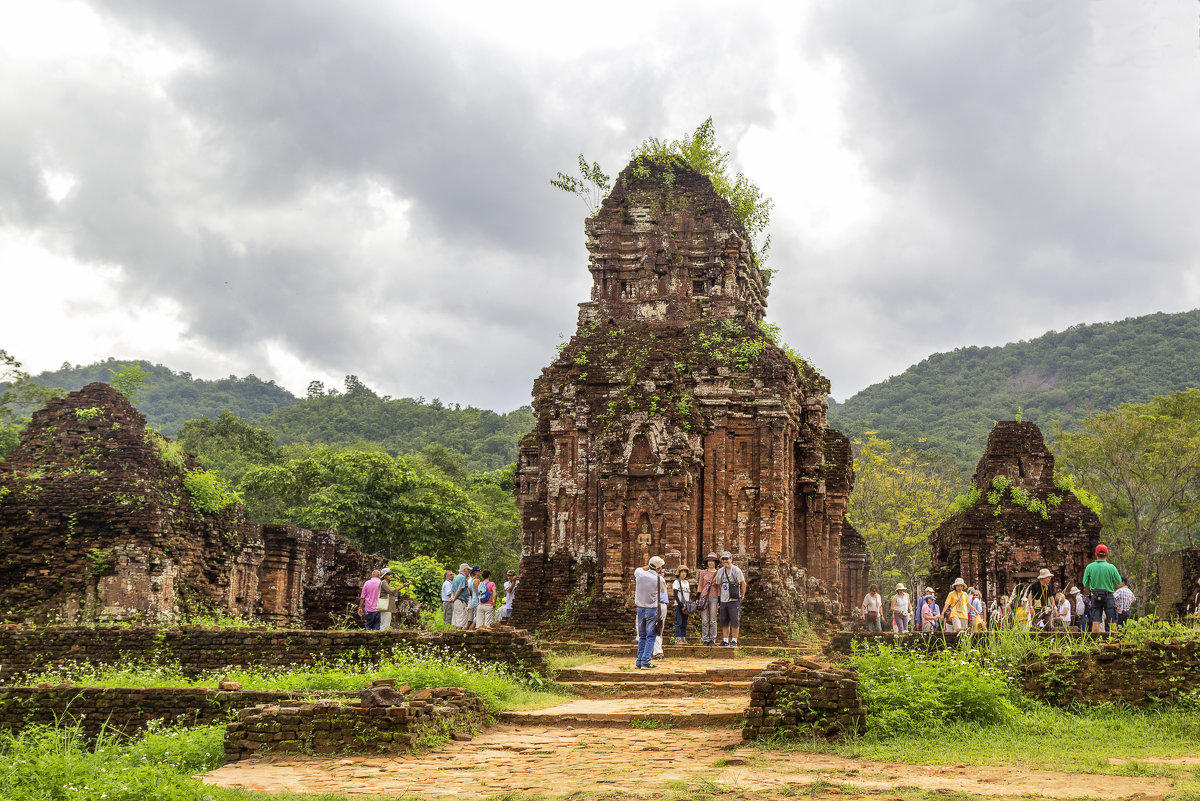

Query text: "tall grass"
[27, 646, 569, 713]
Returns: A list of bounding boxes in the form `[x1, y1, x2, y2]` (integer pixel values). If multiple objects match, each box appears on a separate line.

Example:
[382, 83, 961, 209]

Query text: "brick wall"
[1017, 640, 1200, 706]
[224, 689, 486, 761]
[742, 657, 866, 741]
[0, 626, 549, 679]
[0, 686, 341, 739]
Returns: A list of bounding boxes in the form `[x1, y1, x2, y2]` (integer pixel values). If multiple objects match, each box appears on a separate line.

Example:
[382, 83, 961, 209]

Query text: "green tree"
[107, 362, 152, 404]
[847, 432, 963, 590]
[0, 350, 62, 457]
[239, 448, 482, 561]
[1054, 389, 1200, 598]
[463, 465, 522, 580]
[176, 411, 283, 486]
[550, 154, 612, 216]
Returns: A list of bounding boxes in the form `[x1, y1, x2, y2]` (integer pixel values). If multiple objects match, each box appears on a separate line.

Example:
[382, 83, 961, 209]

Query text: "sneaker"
[731, 639, 739, 648]
[718, 640, 730, 647]
[644, 663, 658, 669]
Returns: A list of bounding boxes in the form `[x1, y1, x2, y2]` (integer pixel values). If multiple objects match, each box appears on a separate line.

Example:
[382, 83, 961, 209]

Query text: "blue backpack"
[479, 581, 495, 604]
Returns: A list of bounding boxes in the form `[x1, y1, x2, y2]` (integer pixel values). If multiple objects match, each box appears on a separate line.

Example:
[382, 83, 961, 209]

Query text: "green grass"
[27, 647, 570, 713]
[0, 722, 375, 800]
[765, 703, 1200, 776]
[545, 649, 596, 673]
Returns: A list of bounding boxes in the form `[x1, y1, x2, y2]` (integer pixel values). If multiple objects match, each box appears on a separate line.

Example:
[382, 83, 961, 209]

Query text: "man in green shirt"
[1082, 544, 1122, 633]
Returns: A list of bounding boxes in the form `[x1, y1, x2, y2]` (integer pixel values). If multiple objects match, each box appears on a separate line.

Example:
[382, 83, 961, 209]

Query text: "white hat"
[924, 587, 935, 594]
[1068, 586, 1080, 595]
[953, 578, 966, 586]
[895, 583, 906, 591]
[1037, 568, 1053, 580]
[648, 556, 665, 569]
[721, 551, 733, 559]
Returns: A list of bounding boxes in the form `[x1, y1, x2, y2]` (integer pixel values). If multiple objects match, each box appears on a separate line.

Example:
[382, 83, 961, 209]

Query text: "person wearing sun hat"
[1025, 568, 1057, 629]
[890, 583, 910, 632]
[1083, 544, 1122, 633]
[696, 553, 720, 646]
[943, 578, 972, 633]
[672, 566, 692, 645]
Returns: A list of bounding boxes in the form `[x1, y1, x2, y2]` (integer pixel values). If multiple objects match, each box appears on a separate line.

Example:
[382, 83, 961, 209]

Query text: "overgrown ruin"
[928, 421, 1101, 601]
[1157, 547, 1200, 619]
[0, 383, 378, 626]
[513, 158, 864, 637]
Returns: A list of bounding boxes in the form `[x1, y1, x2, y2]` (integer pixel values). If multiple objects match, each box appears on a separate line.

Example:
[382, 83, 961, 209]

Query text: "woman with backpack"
[475, 569, 497, 629]
[672, 567, 693, 645]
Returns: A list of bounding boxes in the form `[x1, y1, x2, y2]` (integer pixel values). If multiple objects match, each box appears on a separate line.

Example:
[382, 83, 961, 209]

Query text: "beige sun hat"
[953, 578, 966, 587]
[1037, 568, 1053, 580]
[648, 555, 665, 569]
[895, 583, 906, 591]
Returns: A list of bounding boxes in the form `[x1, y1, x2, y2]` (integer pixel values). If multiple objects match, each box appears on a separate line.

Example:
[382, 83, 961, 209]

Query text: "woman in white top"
[891, 584, 910, 632]
[1054, 591, 1072, 630]
[862, 584, 883, 632]
[671, 567, 692, 645]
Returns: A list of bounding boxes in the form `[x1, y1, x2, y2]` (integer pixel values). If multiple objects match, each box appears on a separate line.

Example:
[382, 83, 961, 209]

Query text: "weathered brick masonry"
[0, 384, 380, 627]
[514, 159, 865, 638]
[1016, 639, 1200, 706]
[1157, 548, 1200, 620]
[742, 656, 866, 741]
[0, 685, 341, 739]
[0, 626, 549, 679]
[224, 689, 486, 761]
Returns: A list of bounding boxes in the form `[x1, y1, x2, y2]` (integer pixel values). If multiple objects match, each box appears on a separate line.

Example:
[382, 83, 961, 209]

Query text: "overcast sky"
[2, 1, 1198, 411]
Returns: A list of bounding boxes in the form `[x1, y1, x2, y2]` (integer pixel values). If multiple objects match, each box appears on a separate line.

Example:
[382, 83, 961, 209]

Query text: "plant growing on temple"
[551, 154, 612, 216]
[182, 468, 243, 514]
[1053, 389, 1200, 597]
[848, 432, 962, 588]
[107, 361, 152, 404]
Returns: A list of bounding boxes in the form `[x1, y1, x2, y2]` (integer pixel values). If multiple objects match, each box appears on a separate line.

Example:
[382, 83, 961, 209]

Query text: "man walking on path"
[716, 551, 746, 648]
[1083, 544, 1123, 633]
[440, 571, 455, 626]
[359, 570, 383, 631]
[450, 564, 471, 629]
[634, 556, 666, 669]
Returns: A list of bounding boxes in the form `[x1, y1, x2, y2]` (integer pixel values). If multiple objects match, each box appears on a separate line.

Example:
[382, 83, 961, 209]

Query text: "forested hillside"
[829, 308, 1200, 475]
[28, 359, 297, 436]
[255, 380, 533, 473]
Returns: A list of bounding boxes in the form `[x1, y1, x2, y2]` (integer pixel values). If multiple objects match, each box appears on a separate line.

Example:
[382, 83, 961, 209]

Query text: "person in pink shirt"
[358, 569, 382, 630]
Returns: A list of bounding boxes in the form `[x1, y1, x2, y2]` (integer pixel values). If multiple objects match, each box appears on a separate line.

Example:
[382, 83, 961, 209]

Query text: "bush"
[182, 468, 242, 514]
[848, 642, 1016, 737]
[389, 554, 449, 606]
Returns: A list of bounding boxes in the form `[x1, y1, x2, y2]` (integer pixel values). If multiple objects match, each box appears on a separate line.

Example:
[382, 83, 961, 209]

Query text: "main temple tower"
[513, 158, 863, 637]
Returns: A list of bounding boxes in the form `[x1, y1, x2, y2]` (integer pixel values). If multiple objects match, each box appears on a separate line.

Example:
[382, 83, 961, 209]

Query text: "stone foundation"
[0, 685, 342, 739]
[224, 689, 486, 760]
[1016, 639, 1200, 706]
[0, 626, 548, 679]
[742, 657, 866, 741]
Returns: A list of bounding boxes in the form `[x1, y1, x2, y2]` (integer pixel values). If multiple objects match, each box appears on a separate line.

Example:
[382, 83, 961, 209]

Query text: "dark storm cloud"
[2, 1, 780, 410]
[790, 1, 1200, 400]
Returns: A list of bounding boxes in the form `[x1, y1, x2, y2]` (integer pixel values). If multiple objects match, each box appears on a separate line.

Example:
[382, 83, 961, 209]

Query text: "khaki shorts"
[451, 600, 470, 628]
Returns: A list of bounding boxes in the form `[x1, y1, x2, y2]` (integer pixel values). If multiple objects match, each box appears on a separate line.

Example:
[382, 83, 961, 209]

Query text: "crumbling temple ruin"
[928, 421, 1101, 602]
[513, 158, 864, 637]
[1157, 547, 1200, 619]
[0, 383, 379, 626]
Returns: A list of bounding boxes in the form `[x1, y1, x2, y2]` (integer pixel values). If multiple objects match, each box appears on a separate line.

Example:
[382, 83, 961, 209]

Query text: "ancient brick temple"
[1157, 547, 1200, 619]
[928, 421, 1101, 602]
[0, 384, 378, 626]
[513, 158, 862, 637]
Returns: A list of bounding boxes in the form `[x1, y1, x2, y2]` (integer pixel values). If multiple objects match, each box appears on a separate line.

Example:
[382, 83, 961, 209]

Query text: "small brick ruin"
[225, 688, 487, 760]
[1156, 547, 1200, 620]
[742, 656, 866, 741]
[928, 421, 1101, 602]
[1016, 640, 1200, 707]
[0, 626, 549, 680]
[0, 384, 377, 626]
[514, 158, 863, 637]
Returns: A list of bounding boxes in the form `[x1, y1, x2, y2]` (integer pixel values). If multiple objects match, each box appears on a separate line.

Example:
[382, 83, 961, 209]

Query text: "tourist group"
[632, 551, 746, 669]
[357, 565, 519, 631]
[862, 544, 1136, 634]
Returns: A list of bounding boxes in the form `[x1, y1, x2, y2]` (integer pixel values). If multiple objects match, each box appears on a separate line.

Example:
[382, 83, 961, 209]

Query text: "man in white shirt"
[634, 556, 666, 669]
[716, 552, 746, 648]
[1113, 577, 1136, 627]
[440, 571, 455, 626]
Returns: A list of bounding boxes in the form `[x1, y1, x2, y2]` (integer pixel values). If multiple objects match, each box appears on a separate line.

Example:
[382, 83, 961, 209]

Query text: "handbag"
[376, 595, 391, 612]
[683, 601, 697, 614]
[865, 609, 879, 623]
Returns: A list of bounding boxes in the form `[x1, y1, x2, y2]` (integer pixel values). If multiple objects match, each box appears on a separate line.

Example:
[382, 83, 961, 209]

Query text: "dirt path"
[201, 649, 1182, 800]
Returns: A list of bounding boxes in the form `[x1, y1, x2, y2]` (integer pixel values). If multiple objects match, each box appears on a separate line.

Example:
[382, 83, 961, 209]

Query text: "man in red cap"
[1082, 544, 1122, 633]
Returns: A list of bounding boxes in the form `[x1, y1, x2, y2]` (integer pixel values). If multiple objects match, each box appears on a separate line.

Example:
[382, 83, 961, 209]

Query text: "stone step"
[497, 696, 746, 729]
[548, 643, 786, 658]
[555, 666, 761, 683]
[559, 680, 749, 698]
[497, 710, 743, 729]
